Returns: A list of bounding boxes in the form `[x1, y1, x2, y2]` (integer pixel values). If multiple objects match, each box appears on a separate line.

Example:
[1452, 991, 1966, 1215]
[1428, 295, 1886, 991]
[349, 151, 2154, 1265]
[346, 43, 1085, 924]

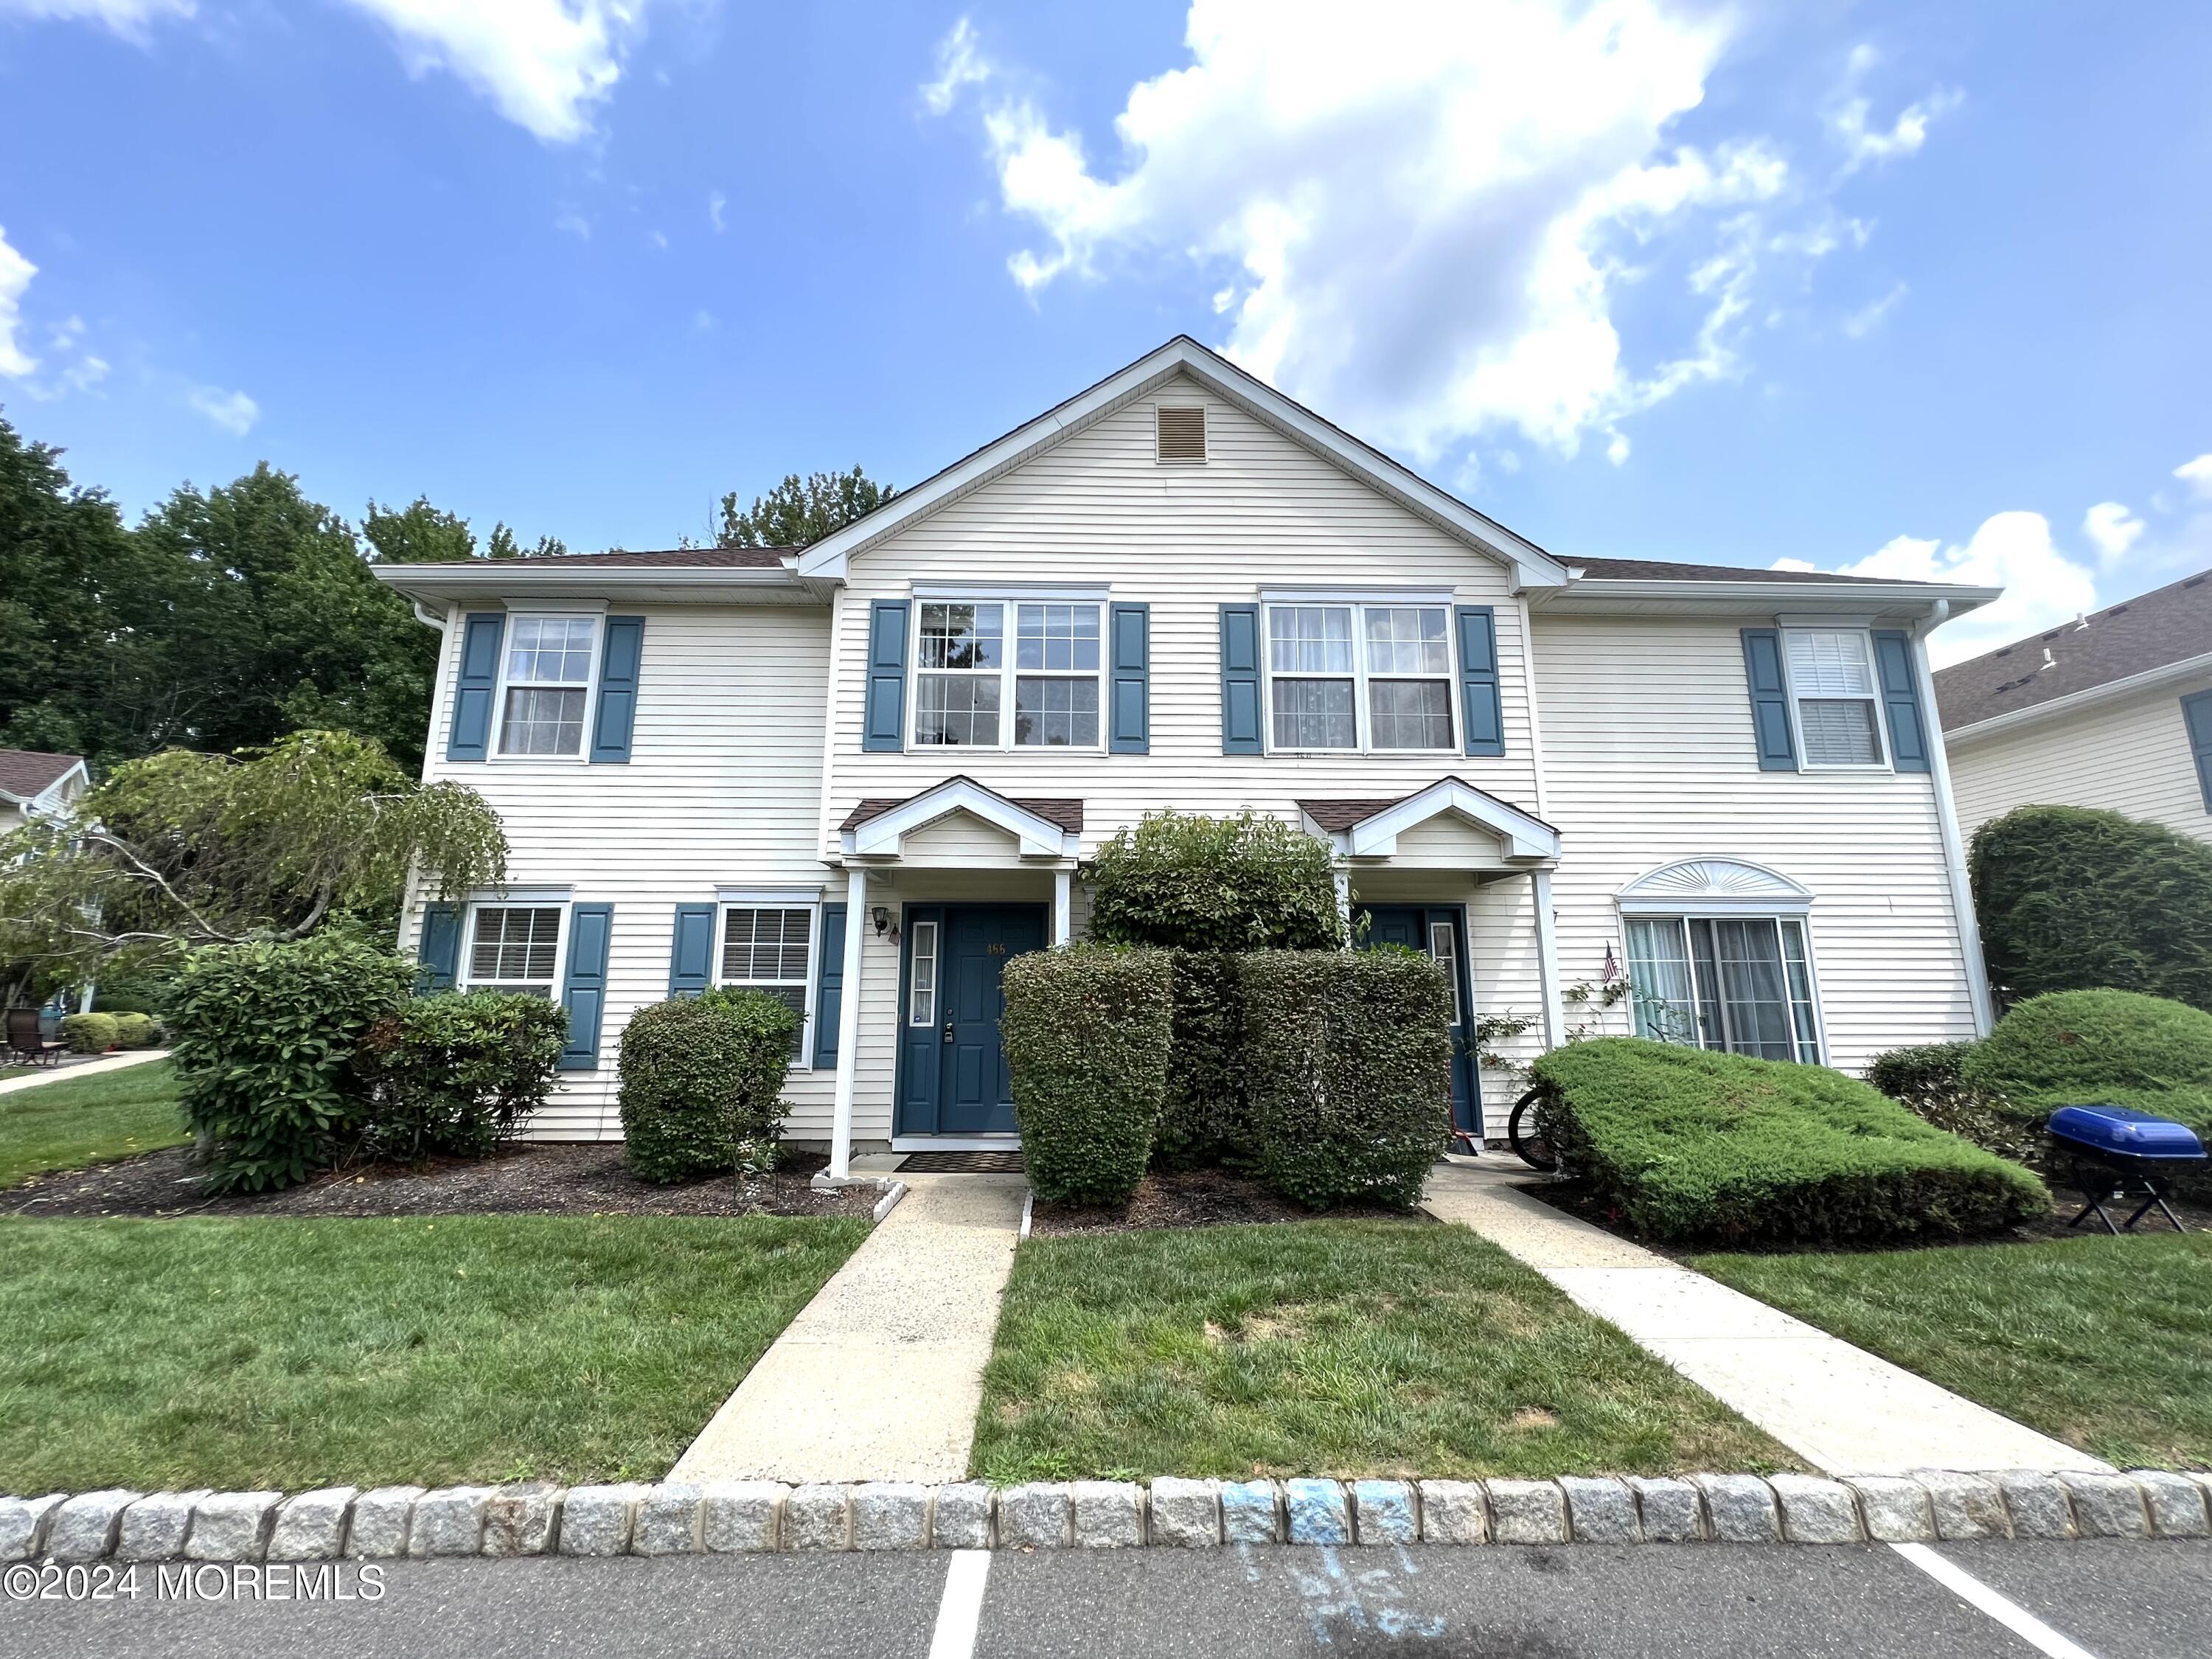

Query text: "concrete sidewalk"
[1425, 1161, 2110, 1478]
[0, 1048, 168, 1098]
[669, 1172, 1026, 1484]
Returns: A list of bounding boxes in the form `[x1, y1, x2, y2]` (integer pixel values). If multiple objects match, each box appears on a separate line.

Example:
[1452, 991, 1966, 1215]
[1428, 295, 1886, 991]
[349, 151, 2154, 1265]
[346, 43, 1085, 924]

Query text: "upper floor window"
[1265, 602, 1455, 753]
[1783, 629, 1884, 768]
[914, 601, 1101, 749]
[498, 615, 598, 757]
[466, 905, 563, 996]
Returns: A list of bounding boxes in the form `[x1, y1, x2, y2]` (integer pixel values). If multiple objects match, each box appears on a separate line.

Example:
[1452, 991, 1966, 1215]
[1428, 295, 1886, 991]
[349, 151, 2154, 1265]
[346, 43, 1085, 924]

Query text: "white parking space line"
[1888, 1543, 2101, 1659]
[928, 1549, 993, 1659]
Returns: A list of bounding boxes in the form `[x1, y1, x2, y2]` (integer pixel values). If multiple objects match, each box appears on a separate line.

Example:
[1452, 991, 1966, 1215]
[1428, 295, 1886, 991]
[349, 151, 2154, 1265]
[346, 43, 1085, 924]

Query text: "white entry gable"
[840, 776, 1081, 861]
[1300, 777, 1560, 864]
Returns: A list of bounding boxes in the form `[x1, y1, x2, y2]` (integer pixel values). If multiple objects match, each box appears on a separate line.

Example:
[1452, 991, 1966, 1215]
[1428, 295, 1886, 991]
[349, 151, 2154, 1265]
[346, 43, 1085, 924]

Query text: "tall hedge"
[1002, 945, 1174, 1205]
[1086, 810, 1346, 951]
[1240, 948, 1452, 1211]
[1151, 949, 1247, 1169]
[618, 987, 797, 1183]
[1972, 805, 2212, 1011]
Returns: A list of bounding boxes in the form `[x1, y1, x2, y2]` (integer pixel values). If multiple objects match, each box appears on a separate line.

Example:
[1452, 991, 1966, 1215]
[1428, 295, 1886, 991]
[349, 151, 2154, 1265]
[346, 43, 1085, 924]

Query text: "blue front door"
[897, 904, 1048, 1136]
[1358, 905, 1481, 1134]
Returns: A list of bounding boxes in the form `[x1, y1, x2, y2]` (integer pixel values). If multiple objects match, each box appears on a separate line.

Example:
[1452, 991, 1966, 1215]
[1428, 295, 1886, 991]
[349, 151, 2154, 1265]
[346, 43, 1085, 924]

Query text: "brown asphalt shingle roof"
[0, 748, 83, 800]
[840, 779, 1084, 835]
[383, 546, 793, 570]
[1933, 568, 2212, 732]
[1568, 557, 1912, 585]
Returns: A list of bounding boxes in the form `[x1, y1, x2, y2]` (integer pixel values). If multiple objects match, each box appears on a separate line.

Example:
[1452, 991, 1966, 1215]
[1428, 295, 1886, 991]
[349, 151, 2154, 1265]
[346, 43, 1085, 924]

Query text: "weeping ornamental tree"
[0, 729, 507, 998]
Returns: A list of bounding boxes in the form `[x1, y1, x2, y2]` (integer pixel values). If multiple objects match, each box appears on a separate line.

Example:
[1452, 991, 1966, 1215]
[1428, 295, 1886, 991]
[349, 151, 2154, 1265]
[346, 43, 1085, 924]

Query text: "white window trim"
[1259, 598, 1462, 757]
[458, 900, 571, 998]
[490, 612, 603, 763]
[1621, 910, 1826, 1065]
[908, 598, 1107, 754]
[714, 898, 821, 1071]
[1778, 627, 1891, 773]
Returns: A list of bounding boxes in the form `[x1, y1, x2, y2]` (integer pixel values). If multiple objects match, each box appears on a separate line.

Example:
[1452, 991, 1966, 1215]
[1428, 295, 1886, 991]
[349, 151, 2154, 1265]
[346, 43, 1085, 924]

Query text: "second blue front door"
[1357, 905, 1481, 1134]
[896, 903, 1048, 1136]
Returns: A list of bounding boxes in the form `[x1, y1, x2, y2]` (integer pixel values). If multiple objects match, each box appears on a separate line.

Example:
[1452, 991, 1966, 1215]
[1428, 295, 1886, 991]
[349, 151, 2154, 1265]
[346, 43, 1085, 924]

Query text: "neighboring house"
[372, 337, 2001, 1172]
[0, 748, 88, 833]
[1935, 568, 2212, 844]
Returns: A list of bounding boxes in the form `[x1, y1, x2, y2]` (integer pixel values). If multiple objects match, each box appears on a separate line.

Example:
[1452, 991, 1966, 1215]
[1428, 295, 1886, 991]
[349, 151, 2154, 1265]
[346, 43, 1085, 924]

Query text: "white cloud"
[707, 189, 726, 232]
[1829, 46, 1961, 175]
[1842, 280, 1906, 338]
[2081, 501, 2145, 566]
[187, 383, 259, 435]
[553, 206, 591, 238]
[2176, 453, 2212, 499]
[333, 0, 661, 144]
[0, 0, 192, 39]
[0, 224, 38, 378]
[930, 1, 1933, 465]
[1840, 512, 2099, 666]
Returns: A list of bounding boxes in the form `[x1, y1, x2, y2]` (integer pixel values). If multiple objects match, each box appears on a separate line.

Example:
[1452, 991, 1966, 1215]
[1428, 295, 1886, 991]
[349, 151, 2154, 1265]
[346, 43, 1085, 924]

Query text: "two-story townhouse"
[1935, 568, 2212, 844]
[372, 338, 2001, 1178]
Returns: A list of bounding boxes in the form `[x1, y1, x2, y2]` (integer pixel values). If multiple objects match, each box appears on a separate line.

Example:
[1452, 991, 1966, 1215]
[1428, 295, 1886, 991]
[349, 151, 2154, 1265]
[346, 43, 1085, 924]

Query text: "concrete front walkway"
[669, 1171, 1026, 1485]
[0, 1048, 168, 1099]
[1425, 1161, 2110, 1478]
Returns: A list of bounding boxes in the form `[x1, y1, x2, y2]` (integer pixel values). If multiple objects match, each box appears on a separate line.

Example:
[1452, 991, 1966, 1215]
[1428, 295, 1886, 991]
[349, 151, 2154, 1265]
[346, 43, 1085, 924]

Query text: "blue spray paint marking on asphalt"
[1285, 1545, 1449, 1644]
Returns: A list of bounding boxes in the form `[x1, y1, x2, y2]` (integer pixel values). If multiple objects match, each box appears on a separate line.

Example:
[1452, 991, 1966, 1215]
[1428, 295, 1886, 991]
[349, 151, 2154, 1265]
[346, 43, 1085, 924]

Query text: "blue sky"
[2, 0, 2207, 663]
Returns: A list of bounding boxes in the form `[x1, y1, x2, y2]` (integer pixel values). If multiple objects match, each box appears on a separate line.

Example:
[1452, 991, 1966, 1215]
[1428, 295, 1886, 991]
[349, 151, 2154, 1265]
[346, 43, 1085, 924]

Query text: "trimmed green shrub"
[1151, 949, 1247, 1169]
[59, 1012, 119, 1054]
[355, 991, 567, 1162]
[1086, 810, 1346, 951]
[618, 987, 797, 1183]
[1865, 1040, 2042, 1166]
[1964, 989, 2212, 1131]
[1972, 806, 2212, 1011]
[1240, 947, 1452, 1211]
[167, 936, 416, 1192]
[1531, 1037, 2047, 1245]
[1003, 945, 1175, 1205]
[109, 1012, 160, 1050]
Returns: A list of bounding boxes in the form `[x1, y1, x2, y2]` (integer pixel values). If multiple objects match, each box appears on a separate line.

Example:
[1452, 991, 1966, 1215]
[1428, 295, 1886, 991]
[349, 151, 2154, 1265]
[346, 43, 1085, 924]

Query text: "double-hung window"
[720, 905, 815, 1062]
[465, 905, 564, 997]
[497, 615, 598, 757]
[1624, 915, 1821, 1063]
[913, 601, 1102, 749]
[1782, 630, 1885, 768]
[1264, 601, 1455, 752]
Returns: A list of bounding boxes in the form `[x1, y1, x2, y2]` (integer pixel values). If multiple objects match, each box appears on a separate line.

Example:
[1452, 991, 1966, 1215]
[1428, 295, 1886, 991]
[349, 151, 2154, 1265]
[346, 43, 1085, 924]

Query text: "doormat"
[897, 1151, 1026, 1174]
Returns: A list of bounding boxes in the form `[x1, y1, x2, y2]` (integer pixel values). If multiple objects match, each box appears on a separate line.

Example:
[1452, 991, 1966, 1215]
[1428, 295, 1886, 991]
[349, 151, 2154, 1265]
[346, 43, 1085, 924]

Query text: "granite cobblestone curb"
[3, 1471, 2208, 1562]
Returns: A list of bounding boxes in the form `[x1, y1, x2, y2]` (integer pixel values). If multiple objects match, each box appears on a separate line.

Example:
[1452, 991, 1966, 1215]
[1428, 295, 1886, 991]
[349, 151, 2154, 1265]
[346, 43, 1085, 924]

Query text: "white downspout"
[1913, 603, 1997, 1037]
[827, 866, 868, 1179]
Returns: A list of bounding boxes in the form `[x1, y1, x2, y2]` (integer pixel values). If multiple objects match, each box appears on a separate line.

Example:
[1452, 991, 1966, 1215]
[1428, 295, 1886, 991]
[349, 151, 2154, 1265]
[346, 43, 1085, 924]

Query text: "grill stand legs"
[2065, 1169, 2185, 1235]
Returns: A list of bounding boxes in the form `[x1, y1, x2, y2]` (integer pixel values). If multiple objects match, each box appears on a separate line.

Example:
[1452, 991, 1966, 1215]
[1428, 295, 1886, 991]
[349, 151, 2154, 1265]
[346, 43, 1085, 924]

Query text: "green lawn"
[0, 1059, 187, 1189]
[0, 1214, 867, 1491]
[974, 1220, 1795, 1484]
[1696, 1232, 2212, 1470]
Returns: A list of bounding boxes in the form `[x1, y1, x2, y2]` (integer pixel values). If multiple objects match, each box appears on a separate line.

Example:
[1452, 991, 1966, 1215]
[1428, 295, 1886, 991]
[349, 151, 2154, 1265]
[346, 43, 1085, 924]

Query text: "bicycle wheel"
[1506, 1087, 1559, 1173]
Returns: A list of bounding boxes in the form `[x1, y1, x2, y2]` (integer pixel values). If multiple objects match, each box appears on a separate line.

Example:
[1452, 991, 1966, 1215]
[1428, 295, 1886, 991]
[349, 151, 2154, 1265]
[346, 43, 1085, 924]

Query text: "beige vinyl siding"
[1946, 675, 2212, 843]
[408, 603, 838, 1140]
[1532, 615, 1979, 1074]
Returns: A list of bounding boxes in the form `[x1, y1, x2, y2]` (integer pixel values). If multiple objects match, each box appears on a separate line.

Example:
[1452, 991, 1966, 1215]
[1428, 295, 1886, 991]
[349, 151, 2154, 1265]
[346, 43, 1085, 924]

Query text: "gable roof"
[1934, 568, 2212, 736]
[0, 748, 87, 805]
[1569, 557, 1912, 585]
[790, 336, 1571, 591]
[1297, 776, 1559, 863]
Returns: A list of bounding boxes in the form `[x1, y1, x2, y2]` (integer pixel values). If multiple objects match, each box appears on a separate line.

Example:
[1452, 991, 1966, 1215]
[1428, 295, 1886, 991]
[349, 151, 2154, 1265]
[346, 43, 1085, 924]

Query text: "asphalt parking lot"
[5, 1540, 2207, 1658]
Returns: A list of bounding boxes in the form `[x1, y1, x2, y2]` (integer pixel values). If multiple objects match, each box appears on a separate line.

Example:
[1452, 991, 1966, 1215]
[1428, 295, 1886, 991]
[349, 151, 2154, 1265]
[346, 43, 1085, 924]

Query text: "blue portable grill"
[2046, 1105, 2206, 1234]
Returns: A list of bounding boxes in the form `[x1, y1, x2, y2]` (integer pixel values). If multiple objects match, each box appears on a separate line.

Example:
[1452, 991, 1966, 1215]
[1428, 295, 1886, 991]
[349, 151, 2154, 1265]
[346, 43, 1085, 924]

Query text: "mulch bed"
[4, 1142, 881, 1222]
[1029, 1166, 1430, 1237]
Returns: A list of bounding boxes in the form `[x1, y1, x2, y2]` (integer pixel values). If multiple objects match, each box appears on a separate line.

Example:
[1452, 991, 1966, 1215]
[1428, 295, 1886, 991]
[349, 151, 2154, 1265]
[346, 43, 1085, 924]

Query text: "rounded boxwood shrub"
[109, 1012, 160, 1050]
[167, 935, 416, 1192]
[59, 1012, 119, 1054]
[1972, 805, 2212, 1010]
[1002, 945, 1174, 1205]
[1963, 989, 2212, 1129]
[355, 990, 568, 1162]
[1239, 947, 1452, 1211]
[618, 988, 797, 1183]
[1085, 810, 1346, 951]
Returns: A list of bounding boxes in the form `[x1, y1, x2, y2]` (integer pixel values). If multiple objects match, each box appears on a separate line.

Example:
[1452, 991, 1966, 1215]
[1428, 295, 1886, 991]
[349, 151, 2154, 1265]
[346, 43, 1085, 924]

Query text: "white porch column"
[1053, 867, 1071, 946]
[1531, 868, 1565, 1050]
[1332, 868, 1352, 940]
[828, 866, 867, 1179]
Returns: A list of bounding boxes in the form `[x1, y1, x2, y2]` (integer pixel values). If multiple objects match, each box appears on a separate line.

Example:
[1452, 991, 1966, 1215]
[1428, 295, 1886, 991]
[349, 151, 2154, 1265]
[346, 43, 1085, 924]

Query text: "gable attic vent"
[1155, 405, 1207, 463]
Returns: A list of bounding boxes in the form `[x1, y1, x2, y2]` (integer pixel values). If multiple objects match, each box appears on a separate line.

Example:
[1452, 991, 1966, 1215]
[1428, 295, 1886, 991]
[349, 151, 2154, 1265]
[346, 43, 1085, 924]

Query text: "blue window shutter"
[668, 902, 715, 998]
[446, 612, 505, 762]
[863, 600, 909, 751]
[560, 904, 613, 1071]
[417, 903, 462, 992]
[2185, 689, 2212, 811]
[1871, 629, 1930, 773]
[1455, 605, 1505, 758]
[590, 616, 645, 763]
[1109, 602, 1150, 754]
[1741, 628, 1799, 771]
[1220, 603, 1262, 754]
[813, 903, 848, 1070]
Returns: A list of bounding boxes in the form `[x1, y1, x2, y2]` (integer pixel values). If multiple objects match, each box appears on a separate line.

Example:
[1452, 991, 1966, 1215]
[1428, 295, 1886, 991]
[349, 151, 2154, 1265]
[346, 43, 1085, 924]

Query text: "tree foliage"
[0, 729, 507, 993]
[1085, 810, 1347, 951]
[717, 466, 894, 549]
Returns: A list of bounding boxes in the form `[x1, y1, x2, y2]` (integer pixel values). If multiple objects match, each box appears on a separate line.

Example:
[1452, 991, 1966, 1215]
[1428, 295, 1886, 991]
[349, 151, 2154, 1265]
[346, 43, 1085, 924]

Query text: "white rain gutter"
[1914, 600, 1997, 1036]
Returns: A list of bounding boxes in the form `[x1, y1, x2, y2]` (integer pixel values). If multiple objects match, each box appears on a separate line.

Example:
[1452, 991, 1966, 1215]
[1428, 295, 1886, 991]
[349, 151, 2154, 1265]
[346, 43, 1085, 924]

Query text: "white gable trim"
[842, 779, 1075, 861]
[0, 757, 90, 815]
[1618, 858, 1813, 915]
[1312, 779, 1561, 863]
[794, 338, 1570, 592]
